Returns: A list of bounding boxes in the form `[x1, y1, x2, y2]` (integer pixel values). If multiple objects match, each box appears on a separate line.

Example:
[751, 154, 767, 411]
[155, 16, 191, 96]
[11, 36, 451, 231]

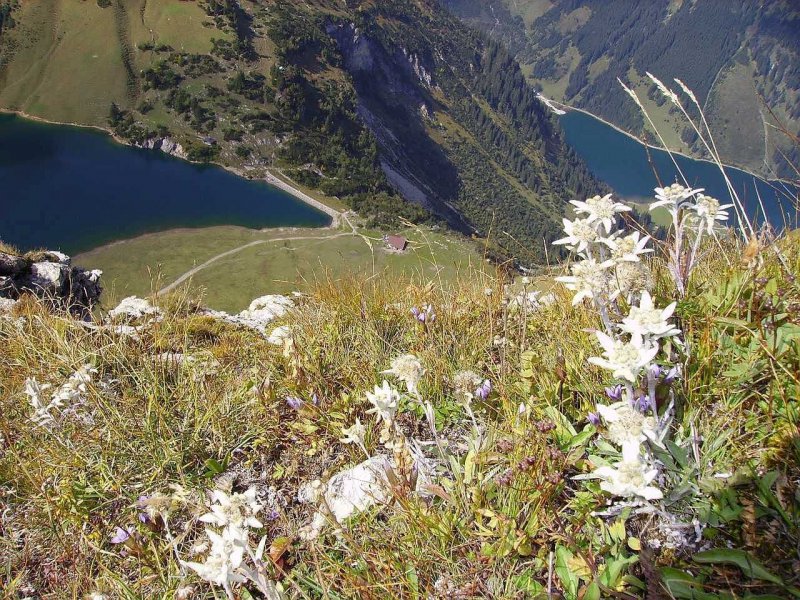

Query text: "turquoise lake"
[559, 110, 798, 228]
[0, 114, 330, 254]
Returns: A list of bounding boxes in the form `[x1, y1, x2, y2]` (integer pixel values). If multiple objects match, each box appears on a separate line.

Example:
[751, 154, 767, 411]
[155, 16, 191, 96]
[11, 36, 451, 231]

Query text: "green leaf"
[555, 545, 579, 599]
[660, 567, 718, 599]
[583, 581, 601, 600]
[666, 440, 689, 469]
[693, 549, 783, 585]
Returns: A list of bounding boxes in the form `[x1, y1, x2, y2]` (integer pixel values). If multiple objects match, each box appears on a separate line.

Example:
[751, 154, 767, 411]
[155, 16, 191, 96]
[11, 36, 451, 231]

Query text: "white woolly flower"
[27, 364, 97, 429]
[612, 261, 653, 301]
[588, 332, 659, 383]
[651, 184, 703, 217]
[569, 194, 631, 234]
[451, 370, 482, 406]
[693, 194, 732, 234]
[182, 527, 247, 590]
[199, 488, 263, 530]
[340, 418, 367, 447]
[553, 217, 599, 254]
[620, 291, 680, 339]
[594, 442, 663, 501]
[602, 231, 652, 263]
[382, 354, 425, 396]
[365, 380, 400, 424]
[555, 258, 614, 305]
[595, 402, 659, 448]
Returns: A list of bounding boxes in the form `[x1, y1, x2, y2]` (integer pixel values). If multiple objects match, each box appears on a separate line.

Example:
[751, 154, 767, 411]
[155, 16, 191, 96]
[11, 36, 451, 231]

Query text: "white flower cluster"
[651, 184, 732, 296]
[554, 194, 652, 309]
[183, 487, 283, 599]
[26, 364, 97, 429]
[554, 195, 686, 502]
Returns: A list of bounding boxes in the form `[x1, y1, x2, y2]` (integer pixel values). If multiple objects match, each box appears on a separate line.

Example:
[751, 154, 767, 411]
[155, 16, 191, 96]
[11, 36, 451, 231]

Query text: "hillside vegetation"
[1, 192, 800, 598]
[442, 0, 800, 181]
[0, 0, 603, 264]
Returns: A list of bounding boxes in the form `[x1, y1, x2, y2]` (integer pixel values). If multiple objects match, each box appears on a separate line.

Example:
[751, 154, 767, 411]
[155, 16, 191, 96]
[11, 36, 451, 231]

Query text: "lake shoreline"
[549, 102, 791, 187]
[0, 108, 342, 227]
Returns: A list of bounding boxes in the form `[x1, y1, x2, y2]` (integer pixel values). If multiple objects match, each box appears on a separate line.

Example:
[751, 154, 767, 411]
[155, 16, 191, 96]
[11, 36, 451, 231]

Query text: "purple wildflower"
[136, 495, 152, 524]
[110, 526, 133, 545]
[266, 508, 280, 521]
[648, 364, 662, 379]
[475, 379, 492, 400]
[605, 384, 623, 401]
[631, 393, 651, 413]
[662, 366, 679, 384]
[413, 304, 436, 323]
[311, 393, 320, 406]
[286, 396, 303, 410]
[587, 412, 601, 426]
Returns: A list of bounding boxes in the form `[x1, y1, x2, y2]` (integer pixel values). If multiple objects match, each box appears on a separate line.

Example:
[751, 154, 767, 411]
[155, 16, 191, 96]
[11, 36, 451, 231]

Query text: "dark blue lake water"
[559, 110, 798, 229]
[0, 114, 330, 254]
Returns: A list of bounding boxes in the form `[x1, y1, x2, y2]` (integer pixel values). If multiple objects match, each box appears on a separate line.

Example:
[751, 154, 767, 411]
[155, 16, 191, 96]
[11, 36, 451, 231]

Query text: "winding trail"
[156, 212, 379, 296]
[157, 232, 349, 295]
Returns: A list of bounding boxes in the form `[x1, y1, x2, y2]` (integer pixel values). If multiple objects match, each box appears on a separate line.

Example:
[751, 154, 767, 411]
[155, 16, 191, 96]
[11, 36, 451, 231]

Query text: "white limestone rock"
[29, 262, 67, 291]
[108, 296, 162, 321]
[239, 295, 294, 327]
[299, 455, 394, 540]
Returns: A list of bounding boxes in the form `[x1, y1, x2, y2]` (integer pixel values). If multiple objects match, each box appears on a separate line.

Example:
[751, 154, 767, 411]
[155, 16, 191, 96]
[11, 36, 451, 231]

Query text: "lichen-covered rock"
[28, 261, 68, 292]
[0, 250, 102, 316]
[0, 252, 27, 276]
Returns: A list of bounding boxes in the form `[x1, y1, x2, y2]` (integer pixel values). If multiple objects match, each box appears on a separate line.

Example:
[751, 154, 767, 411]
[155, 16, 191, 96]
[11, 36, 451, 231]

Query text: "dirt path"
[156, 211, 383, 296]
[156, 231, 352, 295]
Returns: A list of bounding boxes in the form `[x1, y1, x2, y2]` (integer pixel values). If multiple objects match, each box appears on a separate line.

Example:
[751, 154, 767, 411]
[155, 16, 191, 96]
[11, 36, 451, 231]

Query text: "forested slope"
[442, 0, 800, 180]
[0, 0, 603, 264]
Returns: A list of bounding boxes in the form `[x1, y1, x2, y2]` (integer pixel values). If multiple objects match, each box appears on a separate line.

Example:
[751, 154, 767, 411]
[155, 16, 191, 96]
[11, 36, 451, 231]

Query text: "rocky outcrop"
[0, 250, 102, 316]
[140, 137, 188, 160]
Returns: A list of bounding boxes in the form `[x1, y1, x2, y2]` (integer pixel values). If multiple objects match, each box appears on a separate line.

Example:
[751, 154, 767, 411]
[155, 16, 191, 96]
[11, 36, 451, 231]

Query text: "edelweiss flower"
[619, 291, 680, 339]
[451, 370, 482, 405]
[693, 194, 732, 234]
[555, 258, 614, 305]
[595, 402, 659, 447]
[612, 261, 653, 300]
[651, 184, 703, 217]
[182, 527, 247, 589]
[382, 354, 425, 395]
[199, 488, 263, 530]
[602, 231, 652, 263]
[365, 380, 400, 424]
[588, 332, 658, 383]
[553, 217, 599, 253]
[594, 442, 663, 501]
[570, 194, 631, 234]
[340, 418, 366, 447]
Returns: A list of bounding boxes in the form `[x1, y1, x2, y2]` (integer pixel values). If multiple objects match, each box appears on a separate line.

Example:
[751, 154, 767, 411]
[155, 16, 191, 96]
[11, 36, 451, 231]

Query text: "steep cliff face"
[327, 21, 465, 228]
